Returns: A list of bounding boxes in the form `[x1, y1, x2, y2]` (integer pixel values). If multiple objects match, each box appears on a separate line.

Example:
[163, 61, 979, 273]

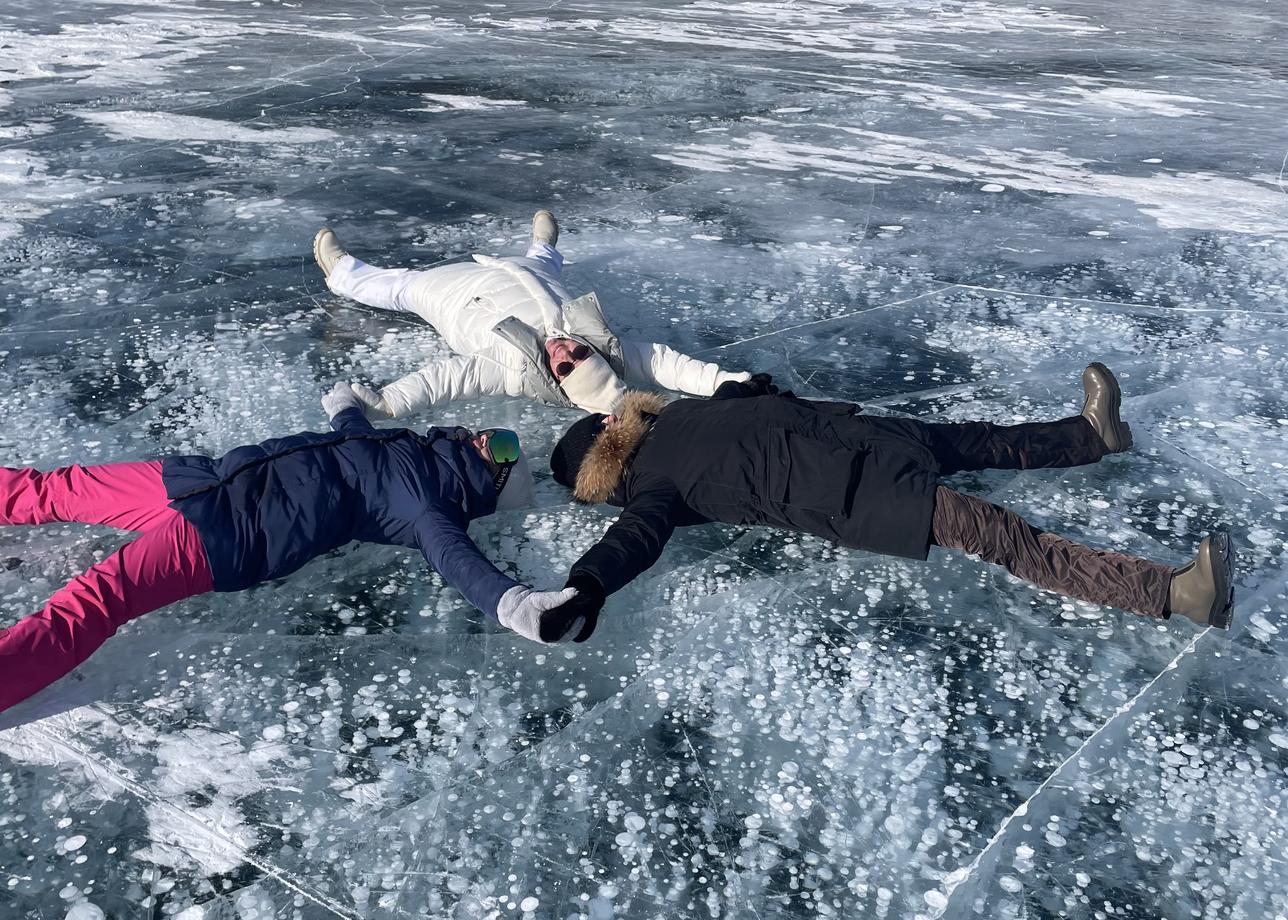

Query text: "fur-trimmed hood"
[573, 390, 669, 503]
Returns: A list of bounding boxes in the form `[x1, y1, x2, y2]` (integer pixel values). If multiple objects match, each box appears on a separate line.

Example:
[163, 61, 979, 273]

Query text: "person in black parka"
[539, 366, 1236, 642]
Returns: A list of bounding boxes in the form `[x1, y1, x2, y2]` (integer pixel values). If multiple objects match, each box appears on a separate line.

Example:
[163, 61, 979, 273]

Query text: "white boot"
[532, 210, 558, 247]
[313, 228, 348, 278]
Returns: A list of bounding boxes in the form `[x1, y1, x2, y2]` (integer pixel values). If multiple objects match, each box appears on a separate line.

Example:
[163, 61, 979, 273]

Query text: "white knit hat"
[558, 351, 626, 415]
[493, 450, 535, 513]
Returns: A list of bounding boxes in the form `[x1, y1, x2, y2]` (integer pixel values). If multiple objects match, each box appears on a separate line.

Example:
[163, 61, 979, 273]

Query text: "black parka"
[569, 383, 942, 596]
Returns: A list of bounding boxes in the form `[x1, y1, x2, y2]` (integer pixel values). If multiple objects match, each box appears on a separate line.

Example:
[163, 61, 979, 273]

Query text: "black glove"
[539, 574, 607, 643]
[747, 372, 779, 396]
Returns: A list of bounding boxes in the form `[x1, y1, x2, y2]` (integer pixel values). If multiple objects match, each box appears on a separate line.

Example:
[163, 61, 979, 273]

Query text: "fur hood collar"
[574, 390, 669, 503]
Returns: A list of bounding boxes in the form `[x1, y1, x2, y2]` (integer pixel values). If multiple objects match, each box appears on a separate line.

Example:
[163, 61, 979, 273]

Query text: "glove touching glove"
[350, 382, 395, 420]
[538, 575, 607, 644]
[321, 381, 362, 420]
[497, 585, 582, 644]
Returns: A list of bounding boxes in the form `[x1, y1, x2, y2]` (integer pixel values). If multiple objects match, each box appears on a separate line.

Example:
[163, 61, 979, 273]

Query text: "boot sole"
[1085, 362, 1133, 452]
[1206, 531, 1235, 629]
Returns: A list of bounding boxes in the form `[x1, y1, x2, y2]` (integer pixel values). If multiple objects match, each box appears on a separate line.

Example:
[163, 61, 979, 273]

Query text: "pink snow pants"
[0, 462, 213, 712]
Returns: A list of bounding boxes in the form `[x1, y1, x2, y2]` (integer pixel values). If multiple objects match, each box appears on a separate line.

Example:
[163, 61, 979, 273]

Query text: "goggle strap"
[493, 463, 513, 495]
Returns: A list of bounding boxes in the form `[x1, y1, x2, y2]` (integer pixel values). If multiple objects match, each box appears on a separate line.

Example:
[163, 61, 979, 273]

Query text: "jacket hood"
[574, 390, 669, 503]
[491, 450, 535, 513]
[428, 427, 500, 519]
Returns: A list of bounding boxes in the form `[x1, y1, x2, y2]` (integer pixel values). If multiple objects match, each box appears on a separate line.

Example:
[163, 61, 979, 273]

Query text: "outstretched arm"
[413, 510, 581, 643]
[413, 509, 521, 619]
[568, 484, 683, 596]
[620, 339, 749, 397]
[356, 355, 511, 420]
[538, 480, 684, 643]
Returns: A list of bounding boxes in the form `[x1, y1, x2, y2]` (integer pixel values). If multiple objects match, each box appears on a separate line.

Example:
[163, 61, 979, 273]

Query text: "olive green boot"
[1081, 362, 1133, 453]
[1168, 532, 1235, 629]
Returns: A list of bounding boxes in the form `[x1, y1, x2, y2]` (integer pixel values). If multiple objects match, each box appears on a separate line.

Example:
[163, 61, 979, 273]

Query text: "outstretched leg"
[0, 510, 212, 712]
[929, 486, 1172, 619]
[316, 211, 567, 319]
[0, 461, 171, 531]
[922, 363, 1132, 474]
[325, 255, 438, 316]
[515, 241, 565, 281]
[505, 210, 566, 291]
[922, 416, 1107, 475]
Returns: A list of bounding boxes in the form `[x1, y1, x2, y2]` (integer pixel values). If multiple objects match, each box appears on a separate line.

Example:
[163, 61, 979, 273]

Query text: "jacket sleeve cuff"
[565, 572, 607, 604]
[712, 379, 754, 400]
[480, 575, 524, 621]
[330, 406, 374, 433]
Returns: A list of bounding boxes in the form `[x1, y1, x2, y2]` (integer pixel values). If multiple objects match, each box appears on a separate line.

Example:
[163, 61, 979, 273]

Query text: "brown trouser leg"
[930, 486, 1172, 618]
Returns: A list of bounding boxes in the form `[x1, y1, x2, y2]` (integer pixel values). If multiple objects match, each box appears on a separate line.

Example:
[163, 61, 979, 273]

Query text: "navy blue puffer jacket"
[160, 408, 518, 618]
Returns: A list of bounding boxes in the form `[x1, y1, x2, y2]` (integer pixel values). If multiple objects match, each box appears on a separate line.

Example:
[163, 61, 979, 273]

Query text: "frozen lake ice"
[2, 1, 1286, 918]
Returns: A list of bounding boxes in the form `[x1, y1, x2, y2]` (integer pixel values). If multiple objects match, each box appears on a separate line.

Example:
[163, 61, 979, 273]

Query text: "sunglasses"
[479, 428, 521, 466]
[554, 343, 593, 380]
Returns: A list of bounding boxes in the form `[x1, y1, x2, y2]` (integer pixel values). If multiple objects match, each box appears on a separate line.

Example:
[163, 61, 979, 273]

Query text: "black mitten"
[539, 574, 607, 643]
[747, 372, 779, 396]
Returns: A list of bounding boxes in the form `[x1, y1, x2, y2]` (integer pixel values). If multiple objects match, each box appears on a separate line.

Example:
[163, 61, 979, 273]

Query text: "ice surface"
[2, 1, 1286, 918]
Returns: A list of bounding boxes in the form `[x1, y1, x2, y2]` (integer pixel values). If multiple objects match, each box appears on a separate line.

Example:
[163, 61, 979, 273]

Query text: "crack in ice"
[934, 625, 1211, 916]
[10, 717, 366, 920]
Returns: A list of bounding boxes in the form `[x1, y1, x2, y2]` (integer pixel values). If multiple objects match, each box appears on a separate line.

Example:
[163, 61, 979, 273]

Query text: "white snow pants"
[326, 244, 565, 325]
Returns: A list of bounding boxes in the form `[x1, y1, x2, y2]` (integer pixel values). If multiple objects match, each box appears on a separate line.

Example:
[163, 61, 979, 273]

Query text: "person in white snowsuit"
[313, 211, 750, 418]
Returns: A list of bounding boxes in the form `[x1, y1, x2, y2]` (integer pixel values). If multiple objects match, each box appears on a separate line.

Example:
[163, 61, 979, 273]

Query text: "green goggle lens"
[481, 428, 521, 465]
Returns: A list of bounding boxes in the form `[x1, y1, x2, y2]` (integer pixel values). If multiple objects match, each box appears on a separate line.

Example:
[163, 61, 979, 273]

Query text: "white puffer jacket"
[349, 254, 748, 417]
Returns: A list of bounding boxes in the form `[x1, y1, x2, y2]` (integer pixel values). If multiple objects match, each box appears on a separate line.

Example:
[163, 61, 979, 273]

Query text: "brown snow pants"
[924, 416, 1173, 618]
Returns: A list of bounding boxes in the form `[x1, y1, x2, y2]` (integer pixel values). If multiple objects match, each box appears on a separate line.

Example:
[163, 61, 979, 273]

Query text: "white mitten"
[321, 381, 361, 421]
[496, 585, 581, 644]
[351, 382, 394, 420]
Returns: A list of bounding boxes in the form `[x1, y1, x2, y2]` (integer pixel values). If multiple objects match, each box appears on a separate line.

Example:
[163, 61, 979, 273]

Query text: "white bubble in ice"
[65, 903, 106, 920]
[520, 897, 539, 912]
[62, 835, 87, 853]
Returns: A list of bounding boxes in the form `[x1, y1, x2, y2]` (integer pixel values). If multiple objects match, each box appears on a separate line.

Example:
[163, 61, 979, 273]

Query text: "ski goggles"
[479, 428, 521, 467]
[553, 343, 593, 380]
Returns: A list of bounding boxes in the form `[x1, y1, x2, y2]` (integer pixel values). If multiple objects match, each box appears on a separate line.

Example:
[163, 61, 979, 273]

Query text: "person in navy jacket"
[0, 384, 580, 714]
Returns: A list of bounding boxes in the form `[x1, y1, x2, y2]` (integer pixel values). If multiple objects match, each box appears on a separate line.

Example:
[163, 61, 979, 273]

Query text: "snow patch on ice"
[410, 93, 528, 112]
[77, 111, 337, 145]
[484, 1, 1101, 63]
[1059, 85, 1208, 118]
[0, 14, 247, 87]
[656, 127, 1288, 234]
